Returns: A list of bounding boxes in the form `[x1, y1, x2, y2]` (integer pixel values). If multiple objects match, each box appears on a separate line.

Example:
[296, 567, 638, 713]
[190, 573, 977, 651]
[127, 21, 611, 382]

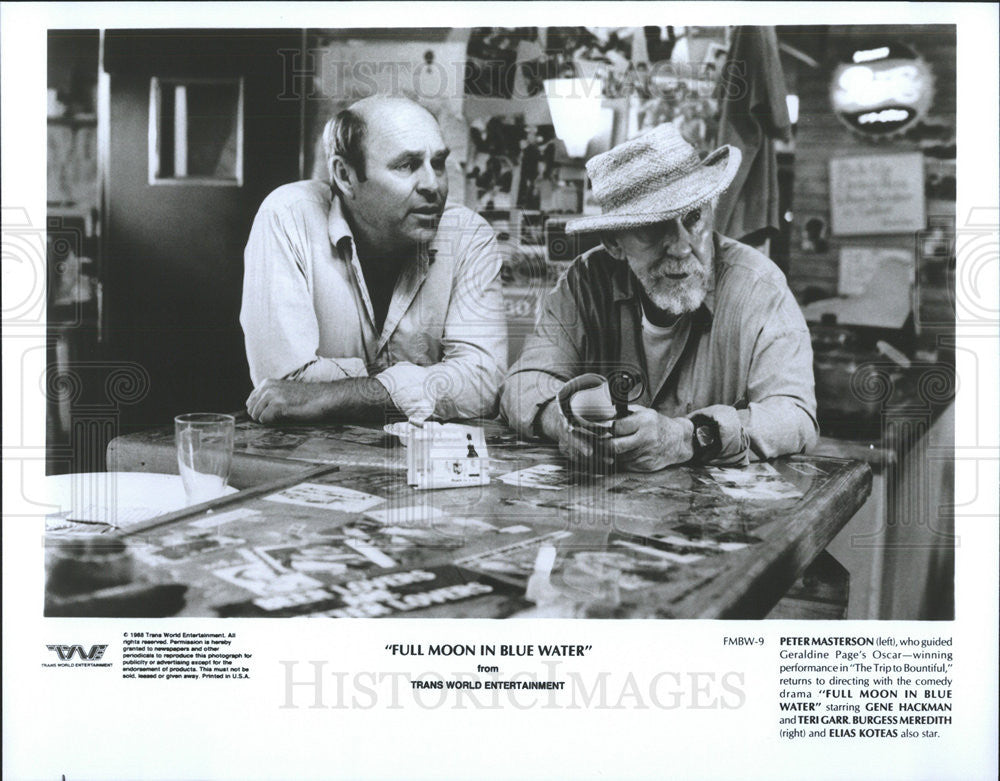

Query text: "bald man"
[241, 97, 506, 424]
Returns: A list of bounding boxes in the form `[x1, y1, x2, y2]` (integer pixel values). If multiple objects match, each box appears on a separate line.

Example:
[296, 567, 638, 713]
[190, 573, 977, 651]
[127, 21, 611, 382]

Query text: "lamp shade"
[544, 77, 604, 158]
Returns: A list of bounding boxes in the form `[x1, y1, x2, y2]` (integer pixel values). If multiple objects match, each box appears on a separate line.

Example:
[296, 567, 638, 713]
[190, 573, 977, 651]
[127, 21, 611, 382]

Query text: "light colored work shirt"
[241, 180, 507, 422]
[501, 233, 818, 465]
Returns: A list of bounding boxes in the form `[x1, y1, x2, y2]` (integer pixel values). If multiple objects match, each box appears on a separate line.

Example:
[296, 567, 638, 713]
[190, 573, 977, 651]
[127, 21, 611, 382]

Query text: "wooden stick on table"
[119, 463, 342, 539]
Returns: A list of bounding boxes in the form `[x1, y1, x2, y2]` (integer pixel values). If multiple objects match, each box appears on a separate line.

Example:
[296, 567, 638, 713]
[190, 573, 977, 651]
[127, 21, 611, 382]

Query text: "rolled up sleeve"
[287, 357, 368, 383]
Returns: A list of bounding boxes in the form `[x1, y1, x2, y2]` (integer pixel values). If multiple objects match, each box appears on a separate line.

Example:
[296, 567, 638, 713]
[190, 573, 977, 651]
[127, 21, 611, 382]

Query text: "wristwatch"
[689, 414, 722, 463]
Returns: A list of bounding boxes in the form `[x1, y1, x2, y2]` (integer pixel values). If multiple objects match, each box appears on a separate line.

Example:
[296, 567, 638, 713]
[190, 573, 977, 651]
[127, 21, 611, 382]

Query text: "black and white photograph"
[34, 17, 961, 621]
[3, 3, 997, 780]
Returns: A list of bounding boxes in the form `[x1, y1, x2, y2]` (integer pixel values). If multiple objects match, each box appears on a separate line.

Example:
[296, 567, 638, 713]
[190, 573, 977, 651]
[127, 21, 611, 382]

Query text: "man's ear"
[330, 156, 356, 199]
[601, 232, 626, 261]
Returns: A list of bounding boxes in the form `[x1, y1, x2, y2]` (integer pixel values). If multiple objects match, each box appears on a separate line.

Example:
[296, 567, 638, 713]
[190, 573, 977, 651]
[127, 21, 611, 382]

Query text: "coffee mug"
[557, 373, 616, 433]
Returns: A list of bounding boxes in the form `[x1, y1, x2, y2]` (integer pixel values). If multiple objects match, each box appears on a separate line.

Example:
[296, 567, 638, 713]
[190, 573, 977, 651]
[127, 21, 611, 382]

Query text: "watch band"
[689, 413, 722, 463]
[531, 397, 557, 440]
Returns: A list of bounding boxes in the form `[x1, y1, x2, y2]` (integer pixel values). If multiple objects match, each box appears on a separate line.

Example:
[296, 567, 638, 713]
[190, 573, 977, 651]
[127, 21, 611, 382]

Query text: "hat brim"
[565, 143, 742, 234]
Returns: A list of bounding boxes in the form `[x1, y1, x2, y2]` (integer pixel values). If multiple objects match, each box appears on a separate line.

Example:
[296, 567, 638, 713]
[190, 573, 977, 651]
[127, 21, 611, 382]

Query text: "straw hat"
[565, 123, 742, 234]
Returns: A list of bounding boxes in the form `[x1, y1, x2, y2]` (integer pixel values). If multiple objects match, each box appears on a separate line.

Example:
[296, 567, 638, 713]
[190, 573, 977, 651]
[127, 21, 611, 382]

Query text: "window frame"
[147, 76, 244, 186]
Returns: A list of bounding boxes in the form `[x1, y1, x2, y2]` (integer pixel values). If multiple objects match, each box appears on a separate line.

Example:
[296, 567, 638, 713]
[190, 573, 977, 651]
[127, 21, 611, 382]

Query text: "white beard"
[635, 263, 711, 316]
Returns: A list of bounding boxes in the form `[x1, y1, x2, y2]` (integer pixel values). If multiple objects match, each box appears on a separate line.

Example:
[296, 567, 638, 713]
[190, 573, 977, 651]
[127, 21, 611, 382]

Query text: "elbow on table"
[792, 400, 821, 454]
[802, 416, 820, 453]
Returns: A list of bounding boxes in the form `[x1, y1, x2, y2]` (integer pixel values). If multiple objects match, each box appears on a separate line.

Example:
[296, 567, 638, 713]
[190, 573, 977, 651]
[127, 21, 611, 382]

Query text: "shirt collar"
[327, 191, 355, 257]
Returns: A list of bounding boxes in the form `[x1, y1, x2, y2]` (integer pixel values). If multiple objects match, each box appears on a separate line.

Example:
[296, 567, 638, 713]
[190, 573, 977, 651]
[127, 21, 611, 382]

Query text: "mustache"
[647, 261, 706, 280]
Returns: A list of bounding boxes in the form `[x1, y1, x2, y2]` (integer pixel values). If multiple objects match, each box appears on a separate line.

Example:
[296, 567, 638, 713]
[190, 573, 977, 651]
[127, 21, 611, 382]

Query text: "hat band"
[596, 154, 705, 212]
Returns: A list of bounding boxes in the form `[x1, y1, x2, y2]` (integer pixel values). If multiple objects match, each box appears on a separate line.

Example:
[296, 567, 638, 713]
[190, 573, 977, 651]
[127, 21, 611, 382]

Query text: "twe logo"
[46, 644, 109, 661]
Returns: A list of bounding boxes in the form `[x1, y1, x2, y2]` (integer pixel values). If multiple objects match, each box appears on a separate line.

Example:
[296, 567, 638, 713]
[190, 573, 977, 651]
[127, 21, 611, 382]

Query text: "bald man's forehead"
[360, 101, 446, 159]
[352, 96, 435, 124]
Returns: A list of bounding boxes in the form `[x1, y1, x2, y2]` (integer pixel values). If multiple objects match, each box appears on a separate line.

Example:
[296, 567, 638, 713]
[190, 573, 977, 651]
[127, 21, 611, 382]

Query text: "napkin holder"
[405, 423, 490, 490]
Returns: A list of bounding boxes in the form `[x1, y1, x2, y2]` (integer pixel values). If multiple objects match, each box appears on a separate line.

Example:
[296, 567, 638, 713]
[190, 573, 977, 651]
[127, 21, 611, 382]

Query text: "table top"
[57, 421, 871, 619]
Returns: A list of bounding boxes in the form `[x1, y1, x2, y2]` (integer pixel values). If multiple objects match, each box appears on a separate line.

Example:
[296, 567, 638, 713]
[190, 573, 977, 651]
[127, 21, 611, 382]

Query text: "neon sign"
[852, 46, 890, 64]
[830, 41, 933, 138]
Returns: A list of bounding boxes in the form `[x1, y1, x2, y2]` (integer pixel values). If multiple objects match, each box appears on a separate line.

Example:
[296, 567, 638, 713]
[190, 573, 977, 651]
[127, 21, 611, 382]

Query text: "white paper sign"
[838, 246, 914, 296]
[829, 152, 926, 235]
[802, 245, 914, 328]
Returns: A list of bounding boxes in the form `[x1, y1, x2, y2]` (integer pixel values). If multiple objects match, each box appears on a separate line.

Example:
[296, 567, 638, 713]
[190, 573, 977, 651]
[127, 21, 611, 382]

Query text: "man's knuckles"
[612, 418, 639, 437]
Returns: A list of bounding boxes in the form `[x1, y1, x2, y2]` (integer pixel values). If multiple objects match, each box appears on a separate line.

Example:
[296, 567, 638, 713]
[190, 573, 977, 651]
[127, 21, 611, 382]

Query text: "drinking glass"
[174, 413, 235, 505]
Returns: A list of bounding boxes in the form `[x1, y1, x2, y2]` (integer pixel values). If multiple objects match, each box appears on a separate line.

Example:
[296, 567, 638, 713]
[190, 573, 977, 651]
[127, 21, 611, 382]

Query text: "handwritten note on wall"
[829, 153, 925, 236]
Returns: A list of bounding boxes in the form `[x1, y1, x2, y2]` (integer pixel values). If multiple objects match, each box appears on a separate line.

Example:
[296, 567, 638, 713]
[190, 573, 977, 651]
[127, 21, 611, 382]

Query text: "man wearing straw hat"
[501, 123, 817, 471]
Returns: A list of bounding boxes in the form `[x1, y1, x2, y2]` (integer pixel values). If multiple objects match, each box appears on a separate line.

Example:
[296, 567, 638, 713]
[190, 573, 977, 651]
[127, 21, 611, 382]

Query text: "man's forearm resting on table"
[734, 397, 818, 462]
[246, 377, 396, 423]
[507, 358, 815, 466]
[284, 356, 369, 383]
[538, 394, 815, 470]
